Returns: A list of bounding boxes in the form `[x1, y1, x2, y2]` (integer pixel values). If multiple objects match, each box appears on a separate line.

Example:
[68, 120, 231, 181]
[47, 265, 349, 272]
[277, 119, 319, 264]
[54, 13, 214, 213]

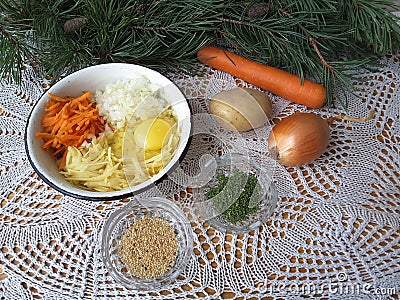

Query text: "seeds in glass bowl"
[118, 216, 178, 278]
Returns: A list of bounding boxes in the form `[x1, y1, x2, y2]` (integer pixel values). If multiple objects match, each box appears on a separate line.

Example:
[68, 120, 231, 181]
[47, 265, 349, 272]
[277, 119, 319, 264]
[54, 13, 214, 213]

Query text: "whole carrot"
[197, 45, 326, 108]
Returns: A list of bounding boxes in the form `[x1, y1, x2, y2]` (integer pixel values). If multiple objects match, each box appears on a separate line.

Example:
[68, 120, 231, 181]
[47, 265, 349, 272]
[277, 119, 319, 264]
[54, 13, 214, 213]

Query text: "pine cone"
[247, 2, 271, 18]
[63, 17, 88, 34]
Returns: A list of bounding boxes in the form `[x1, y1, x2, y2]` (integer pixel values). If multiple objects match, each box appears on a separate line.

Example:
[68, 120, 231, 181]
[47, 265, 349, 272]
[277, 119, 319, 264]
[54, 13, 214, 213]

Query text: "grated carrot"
[35, 91, 106, 169]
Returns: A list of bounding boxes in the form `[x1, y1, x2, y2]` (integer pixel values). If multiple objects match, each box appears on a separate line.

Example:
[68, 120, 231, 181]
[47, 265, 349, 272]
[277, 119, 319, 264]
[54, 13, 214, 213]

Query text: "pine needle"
[1, 0, 400, 107]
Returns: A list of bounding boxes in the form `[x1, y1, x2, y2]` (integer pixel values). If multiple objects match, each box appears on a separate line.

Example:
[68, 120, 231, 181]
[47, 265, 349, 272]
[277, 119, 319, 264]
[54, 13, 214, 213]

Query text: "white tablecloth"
[0, 51, 399, 299]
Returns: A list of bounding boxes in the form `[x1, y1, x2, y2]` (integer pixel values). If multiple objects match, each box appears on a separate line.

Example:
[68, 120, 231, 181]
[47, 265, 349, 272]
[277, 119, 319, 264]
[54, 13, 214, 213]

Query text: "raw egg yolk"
[134, 118, 172, 151]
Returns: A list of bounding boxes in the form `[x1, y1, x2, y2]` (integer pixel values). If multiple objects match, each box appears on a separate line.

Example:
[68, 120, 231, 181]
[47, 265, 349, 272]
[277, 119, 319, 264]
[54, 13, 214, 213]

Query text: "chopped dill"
[205, 168, 263, 224]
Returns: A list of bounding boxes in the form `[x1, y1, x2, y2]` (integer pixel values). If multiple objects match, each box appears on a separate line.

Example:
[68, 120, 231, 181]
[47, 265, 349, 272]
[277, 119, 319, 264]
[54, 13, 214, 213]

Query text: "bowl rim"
[101, 197, 194, 289]
[24, 63, 192, 201]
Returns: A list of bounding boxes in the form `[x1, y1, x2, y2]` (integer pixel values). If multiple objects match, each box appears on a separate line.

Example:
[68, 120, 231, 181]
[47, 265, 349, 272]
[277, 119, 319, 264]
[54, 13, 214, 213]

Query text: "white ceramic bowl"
[25, 63, 191, 200]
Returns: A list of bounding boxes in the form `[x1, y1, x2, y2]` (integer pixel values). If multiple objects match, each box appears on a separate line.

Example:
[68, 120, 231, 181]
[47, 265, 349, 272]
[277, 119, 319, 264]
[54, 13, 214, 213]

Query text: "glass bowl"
[193, 153, 278, 234]
[101, 197, 193, 290]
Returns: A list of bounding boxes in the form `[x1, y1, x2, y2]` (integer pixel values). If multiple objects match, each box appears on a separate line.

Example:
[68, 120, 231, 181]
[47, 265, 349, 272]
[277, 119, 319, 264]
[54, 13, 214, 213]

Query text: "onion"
[268, 112, 329, 166]
[268, 110, 376, 167]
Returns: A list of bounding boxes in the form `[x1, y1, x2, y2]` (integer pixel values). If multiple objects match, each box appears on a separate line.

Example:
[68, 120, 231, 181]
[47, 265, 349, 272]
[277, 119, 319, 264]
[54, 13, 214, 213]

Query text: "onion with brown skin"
[268, 110, 376, 167]
[268, 112, 330, 166]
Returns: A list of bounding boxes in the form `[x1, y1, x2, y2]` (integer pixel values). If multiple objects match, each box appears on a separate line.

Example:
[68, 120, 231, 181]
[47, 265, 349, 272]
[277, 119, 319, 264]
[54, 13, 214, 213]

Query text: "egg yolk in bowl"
[134, 118, 172, 151]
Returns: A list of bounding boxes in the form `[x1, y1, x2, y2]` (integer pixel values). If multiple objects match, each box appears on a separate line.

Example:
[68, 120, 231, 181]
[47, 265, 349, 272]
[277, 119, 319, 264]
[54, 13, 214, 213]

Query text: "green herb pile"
[1, 0, 400, 106]
[206, 169, 263, 224]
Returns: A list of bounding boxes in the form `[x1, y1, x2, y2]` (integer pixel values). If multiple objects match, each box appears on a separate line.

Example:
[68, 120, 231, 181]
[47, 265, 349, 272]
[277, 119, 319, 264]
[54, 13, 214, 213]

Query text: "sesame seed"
[118, 216, 178, 278]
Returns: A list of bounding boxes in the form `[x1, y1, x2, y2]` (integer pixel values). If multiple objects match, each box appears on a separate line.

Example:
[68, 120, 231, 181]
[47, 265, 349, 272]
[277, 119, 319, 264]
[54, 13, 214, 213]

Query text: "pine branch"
[0, 25, 36, 83]
[1, 0, 400, 107]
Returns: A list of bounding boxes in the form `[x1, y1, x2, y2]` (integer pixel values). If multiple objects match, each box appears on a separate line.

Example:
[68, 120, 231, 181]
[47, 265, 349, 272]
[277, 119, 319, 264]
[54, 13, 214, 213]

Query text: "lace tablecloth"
[0, 50, 399, 300]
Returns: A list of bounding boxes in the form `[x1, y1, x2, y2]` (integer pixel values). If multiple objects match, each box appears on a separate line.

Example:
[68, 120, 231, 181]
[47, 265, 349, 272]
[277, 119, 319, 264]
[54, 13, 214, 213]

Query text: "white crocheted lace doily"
[0, 51, 399, 300]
